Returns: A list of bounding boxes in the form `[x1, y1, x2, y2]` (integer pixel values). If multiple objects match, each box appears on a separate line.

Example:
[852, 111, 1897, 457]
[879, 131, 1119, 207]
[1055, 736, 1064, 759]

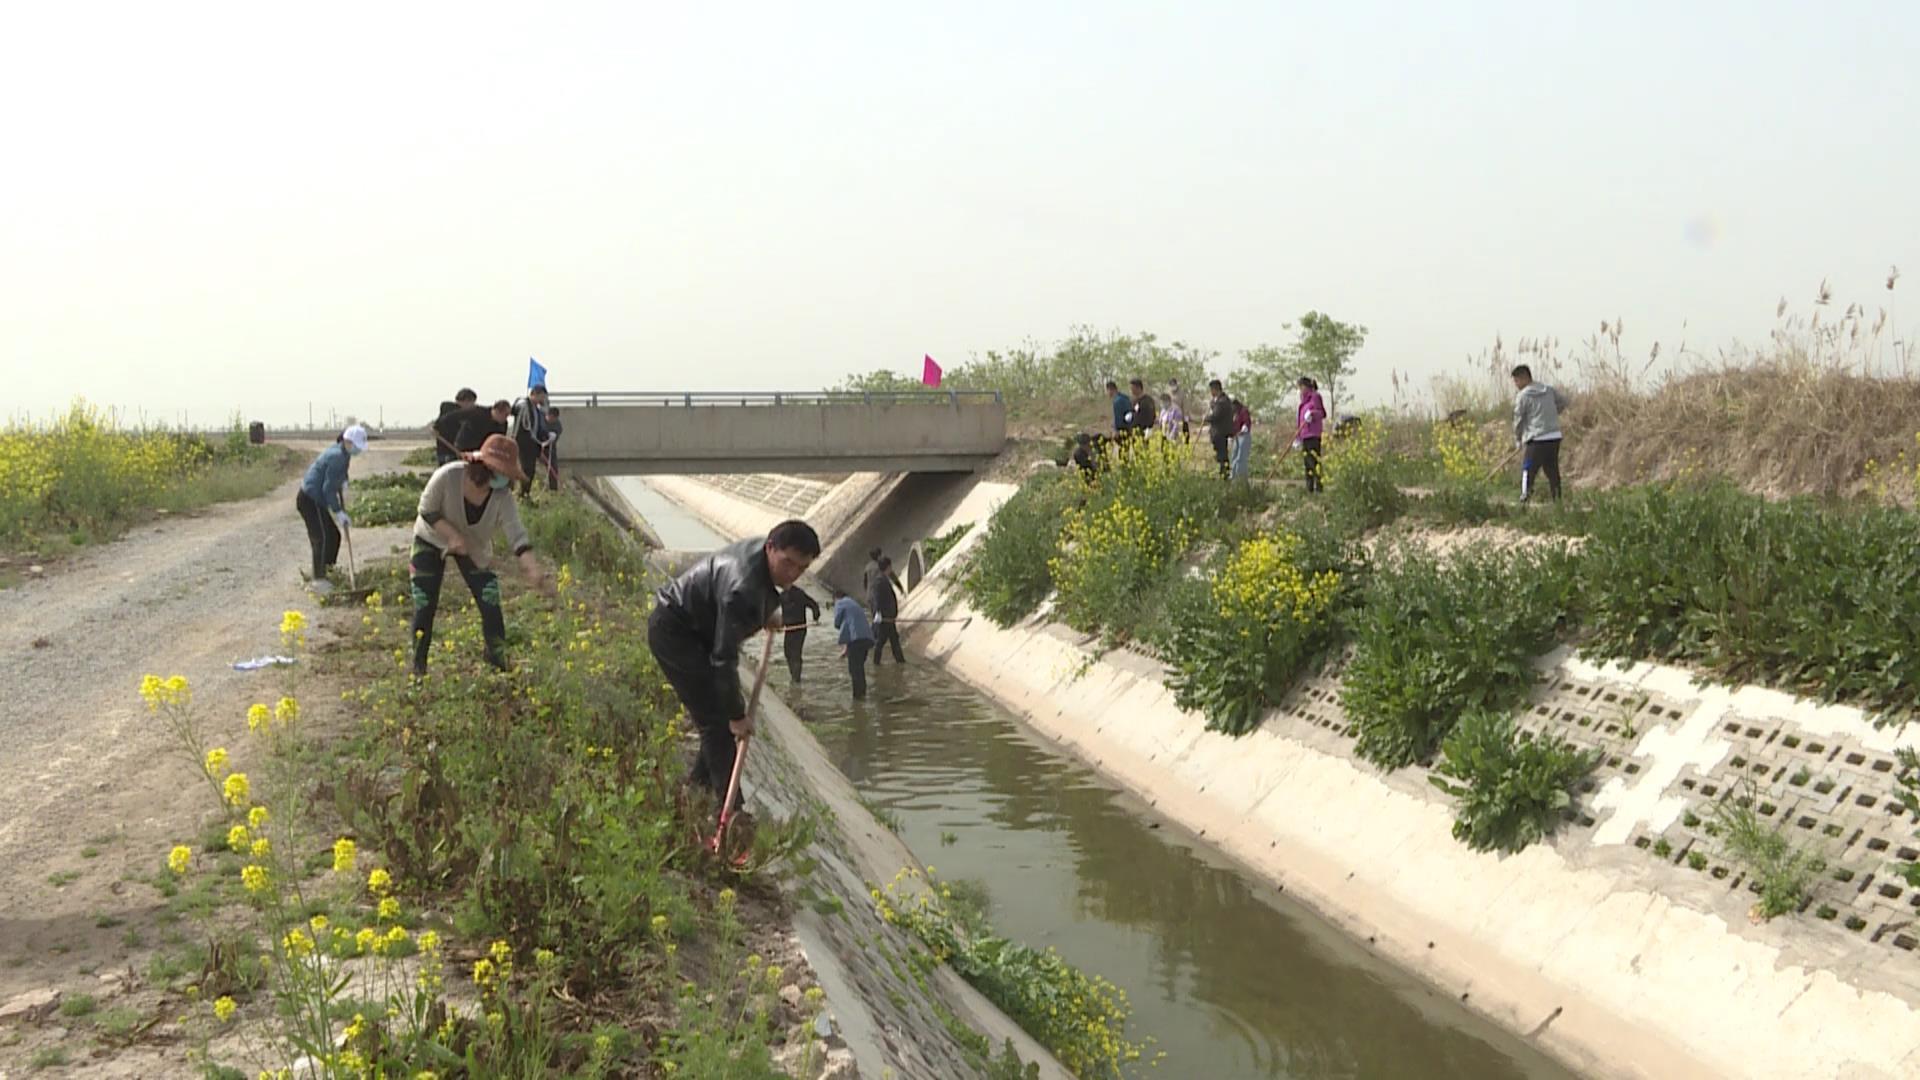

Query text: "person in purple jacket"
[1295, 377, 1328, 493]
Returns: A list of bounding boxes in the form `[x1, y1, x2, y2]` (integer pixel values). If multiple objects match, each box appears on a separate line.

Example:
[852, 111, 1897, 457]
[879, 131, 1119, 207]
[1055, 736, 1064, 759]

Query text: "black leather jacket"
[655, 536, 780, 718]
[1206, 394, 1236, 439]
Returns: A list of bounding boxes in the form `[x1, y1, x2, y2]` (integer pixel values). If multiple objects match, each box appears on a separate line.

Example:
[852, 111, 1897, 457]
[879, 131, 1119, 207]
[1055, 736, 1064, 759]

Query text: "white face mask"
[344, 443, 361, 456]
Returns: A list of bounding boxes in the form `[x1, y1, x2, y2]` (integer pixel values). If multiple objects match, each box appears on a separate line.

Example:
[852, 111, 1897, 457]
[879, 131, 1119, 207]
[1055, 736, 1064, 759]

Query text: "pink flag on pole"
[921, 354, 943, 387]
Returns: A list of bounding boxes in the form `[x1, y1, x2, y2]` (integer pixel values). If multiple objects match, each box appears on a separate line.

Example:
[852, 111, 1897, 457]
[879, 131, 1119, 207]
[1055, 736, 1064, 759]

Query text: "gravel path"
[0, 443, 416, 1070]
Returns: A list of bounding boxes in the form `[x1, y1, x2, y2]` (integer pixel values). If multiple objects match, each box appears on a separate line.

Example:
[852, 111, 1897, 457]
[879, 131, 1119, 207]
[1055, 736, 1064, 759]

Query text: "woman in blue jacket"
[296, 425, 367, 585]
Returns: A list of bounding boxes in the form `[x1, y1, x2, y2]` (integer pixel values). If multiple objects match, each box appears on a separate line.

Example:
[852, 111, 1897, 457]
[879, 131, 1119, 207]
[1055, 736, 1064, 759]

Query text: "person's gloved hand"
[333, 511, 351, 530]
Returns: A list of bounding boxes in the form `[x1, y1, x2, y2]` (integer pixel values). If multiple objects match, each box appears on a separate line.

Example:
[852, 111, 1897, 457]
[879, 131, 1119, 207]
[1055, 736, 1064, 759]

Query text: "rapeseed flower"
[247, 805, 269, 829]
[222, 773, 249, 806]
[226, 825, 250, 852]
[377, 896, 401, 921]
[212, 996, 236, 1022]
[168, 845, 192, 875]
[203, 747, 228, 774]
[366, 867, 392, 896]
[249, 837, 271, 859]
[246, 704, 270, 733]
[281, 929, 314, 958]
[331, 837, 356, 873]
[279, 609, 307, 649]
[274, 696, 299, 726]
[241, 864, 270, 894]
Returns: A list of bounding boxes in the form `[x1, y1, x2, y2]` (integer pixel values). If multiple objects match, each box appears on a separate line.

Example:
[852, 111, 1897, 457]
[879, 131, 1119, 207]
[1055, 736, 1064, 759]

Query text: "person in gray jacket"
[1511, 365, 1569, 502]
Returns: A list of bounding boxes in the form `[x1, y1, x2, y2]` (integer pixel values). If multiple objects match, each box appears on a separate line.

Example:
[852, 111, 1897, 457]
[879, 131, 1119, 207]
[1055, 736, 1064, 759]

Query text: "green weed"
[1431, 712, 1596, 853]
[1343, 544, 1577, 769]
[1713, 788, 1822, 919]
[964, 473, 1082, 626]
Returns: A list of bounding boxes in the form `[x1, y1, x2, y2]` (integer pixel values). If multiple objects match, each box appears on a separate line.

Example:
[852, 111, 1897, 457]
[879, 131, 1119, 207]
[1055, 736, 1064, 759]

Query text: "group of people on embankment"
[1076, 375, 1326, 489]
[431, 383, 564, 497]
[1069, 363, 1569, 502]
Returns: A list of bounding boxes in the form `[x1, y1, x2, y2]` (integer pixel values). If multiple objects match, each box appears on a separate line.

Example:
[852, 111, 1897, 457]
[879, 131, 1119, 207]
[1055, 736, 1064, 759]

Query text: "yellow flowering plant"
[1165, 528, 1356, 735]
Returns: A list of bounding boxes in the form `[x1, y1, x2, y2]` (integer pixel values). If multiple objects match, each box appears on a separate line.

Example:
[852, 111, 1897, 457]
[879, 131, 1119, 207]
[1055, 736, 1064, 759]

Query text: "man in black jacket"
[868, 555, 906, 665]
[1205, 379, 1235, 479]
[433, 388, 476, 464]
[435, 398, 510, 455]
[649, 520, 821, 811]
[778, 583, 821, 685]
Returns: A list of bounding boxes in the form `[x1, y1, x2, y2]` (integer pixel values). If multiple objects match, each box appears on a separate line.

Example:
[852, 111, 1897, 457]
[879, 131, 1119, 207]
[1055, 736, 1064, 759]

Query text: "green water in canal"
[614, 479, 1576, 1079]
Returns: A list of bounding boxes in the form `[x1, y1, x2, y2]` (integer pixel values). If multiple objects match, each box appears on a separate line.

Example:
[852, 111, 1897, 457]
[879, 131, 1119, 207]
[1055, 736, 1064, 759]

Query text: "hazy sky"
[3, 2, 1915, 427]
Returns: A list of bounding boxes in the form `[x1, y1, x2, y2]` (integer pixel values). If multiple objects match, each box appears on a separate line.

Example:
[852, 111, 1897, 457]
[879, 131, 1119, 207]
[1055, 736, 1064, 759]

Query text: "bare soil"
[0, 443, 417, 1076]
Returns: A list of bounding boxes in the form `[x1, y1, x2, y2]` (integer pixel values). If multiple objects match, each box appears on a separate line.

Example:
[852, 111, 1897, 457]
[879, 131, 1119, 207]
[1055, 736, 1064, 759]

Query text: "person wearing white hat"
[296, 424, 368, 586]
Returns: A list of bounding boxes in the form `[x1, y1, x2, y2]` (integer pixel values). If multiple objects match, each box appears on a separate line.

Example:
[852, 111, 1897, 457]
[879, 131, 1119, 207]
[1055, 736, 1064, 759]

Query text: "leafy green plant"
[1894, 748, 1920, 888]
[1165, 529, 1355, 734]
[1579, 481, 1920, 721]
[964, 473, 1082, 626]
[343, 472, 426, 526]
[876, 867, 1149, 1079]
[1343, 544, 1577, 769]
[1430, 711, 1596, 853]
[1713, 788, 1822, 919]
[922, 522, 974, 569]
[1317, 419, 1406, 529]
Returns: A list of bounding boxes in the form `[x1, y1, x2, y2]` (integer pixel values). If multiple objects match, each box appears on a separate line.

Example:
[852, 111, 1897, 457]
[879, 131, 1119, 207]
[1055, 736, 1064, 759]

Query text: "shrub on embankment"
[0, 402, 286, 549]
[1343, 544, 1579, 769]
[1577, 480, 1920, 721]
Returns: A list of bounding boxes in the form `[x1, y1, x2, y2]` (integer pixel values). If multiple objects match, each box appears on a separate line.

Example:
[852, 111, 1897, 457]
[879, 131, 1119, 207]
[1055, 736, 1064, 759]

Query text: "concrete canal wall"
[641, 469, 1920, 1080]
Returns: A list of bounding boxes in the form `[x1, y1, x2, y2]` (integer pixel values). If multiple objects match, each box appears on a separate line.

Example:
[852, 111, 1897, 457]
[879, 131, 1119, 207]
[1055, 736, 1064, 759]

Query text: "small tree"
[1234, 311, 1368, 427]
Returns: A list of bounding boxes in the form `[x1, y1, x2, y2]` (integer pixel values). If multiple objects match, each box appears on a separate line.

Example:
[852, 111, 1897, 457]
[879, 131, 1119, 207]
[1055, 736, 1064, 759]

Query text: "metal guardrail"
[546, 390, 1003, 407]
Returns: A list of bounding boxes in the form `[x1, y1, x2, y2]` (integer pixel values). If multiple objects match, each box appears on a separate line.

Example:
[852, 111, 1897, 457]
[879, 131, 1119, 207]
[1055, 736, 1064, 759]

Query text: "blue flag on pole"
[528, 357, 547, 390]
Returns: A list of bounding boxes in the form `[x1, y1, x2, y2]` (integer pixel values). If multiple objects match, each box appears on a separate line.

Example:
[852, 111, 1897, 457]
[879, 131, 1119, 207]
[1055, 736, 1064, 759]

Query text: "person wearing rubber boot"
[295, 424, 367, 591]
[649, 520, 820, 817]
[408, 434, 547, 677]
[831, 586, 874, 700]
[778, 582, 821, 685]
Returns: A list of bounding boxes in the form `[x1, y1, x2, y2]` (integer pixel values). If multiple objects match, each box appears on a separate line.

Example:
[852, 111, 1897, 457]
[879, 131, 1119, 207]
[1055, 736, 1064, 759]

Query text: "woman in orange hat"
[407, 433, 546, 676]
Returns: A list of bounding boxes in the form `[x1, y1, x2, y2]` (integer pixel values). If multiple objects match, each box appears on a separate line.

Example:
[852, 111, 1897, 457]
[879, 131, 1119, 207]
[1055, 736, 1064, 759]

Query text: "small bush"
[1579, 481, 1920, 721]
[400, 445, 439, 467]
[345, 472, 427, 527]
[1343, 544, 1577, 769]
[964, 473, 1082, 626]
[1713, 789, 1822, 919]
[1048, 437, 1230, 640]
[1318, 419, 1406, 529]
[922, 522, 974, 569]
[1164, 529, 1354, 734]
[1431, 711, 1596, 853]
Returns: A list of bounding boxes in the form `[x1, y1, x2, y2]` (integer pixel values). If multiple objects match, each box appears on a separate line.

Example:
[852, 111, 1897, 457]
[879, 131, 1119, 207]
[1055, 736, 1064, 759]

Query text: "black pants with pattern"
[408, 539, 507, 674]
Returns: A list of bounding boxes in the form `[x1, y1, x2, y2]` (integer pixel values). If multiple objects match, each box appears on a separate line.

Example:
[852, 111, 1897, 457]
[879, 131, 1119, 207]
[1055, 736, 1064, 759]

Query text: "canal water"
[611, 479, 1576, 1079]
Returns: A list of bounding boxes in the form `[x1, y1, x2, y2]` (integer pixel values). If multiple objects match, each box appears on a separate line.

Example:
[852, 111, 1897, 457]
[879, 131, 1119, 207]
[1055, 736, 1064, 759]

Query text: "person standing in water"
[778, 583, 821, 685]
[831, 586, 875, 701]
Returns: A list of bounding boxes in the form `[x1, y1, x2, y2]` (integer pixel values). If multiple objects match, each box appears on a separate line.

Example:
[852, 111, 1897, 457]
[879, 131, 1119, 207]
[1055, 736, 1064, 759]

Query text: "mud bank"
[647, 470, 1920, 1080]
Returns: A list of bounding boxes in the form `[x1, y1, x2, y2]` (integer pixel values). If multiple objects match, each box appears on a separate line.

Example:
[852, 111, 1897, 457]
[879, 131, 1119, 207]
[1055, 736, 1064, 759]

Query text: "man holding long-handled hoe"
[648, 520, 821, 854]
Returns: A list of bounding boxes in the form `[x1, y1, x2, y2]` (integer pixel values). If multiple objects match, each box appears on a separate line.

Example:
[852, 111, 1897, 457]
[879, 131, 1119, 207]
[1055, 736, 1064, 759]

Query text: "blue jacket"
[300, 444, 352, 514]
[1111, 391, 1131, 432]
[833, 596, 874, 644]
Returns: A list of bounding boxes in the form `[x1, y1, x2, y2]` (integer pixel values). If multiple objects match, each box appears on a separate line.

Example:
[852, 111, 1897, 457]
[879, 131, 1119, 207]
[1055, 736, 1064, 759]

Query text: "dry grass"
[1402, 276, 1914, 499]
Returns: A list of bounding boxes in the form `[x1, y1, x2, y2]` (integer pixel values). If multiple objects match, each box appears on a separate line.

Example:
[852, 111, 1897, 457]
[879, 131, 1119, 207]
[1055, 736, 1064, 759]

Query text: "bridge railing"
[546, 390, 1003, 408]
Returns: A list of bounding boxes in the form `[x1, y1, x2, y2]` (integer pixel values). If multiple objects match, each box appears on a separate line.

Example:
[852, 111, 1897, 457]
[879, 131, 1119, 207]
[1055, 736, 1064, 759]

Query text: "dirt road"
[0, 443, 415, 1075]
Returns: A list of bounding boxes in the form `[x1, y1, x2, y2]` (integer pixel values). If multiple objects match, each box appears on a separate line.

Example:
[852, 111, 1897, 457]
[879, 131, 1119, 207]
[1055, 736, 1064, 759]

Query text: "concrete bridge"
[547, 390, 1007, 475]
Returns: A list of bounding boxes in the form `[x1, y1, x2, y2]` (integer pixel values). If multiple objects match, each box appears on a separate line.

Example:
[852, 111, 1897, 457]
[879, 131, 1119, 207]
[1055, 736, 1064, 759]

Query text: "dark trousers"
[1522, 438, 1564, 502]
[1211, 433, 1230, 478]
[295, 491, 341, 580]
[516, 435, 540, 496]
[872, 620, 905, 664]
[1301, 436, 1323, 493]
[846, 640, 872, 699]
[647, 605, 741, 809]
[542, 449, 560, 492]
[783, 627, 806, 683]
[409, 539, 507, 674]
